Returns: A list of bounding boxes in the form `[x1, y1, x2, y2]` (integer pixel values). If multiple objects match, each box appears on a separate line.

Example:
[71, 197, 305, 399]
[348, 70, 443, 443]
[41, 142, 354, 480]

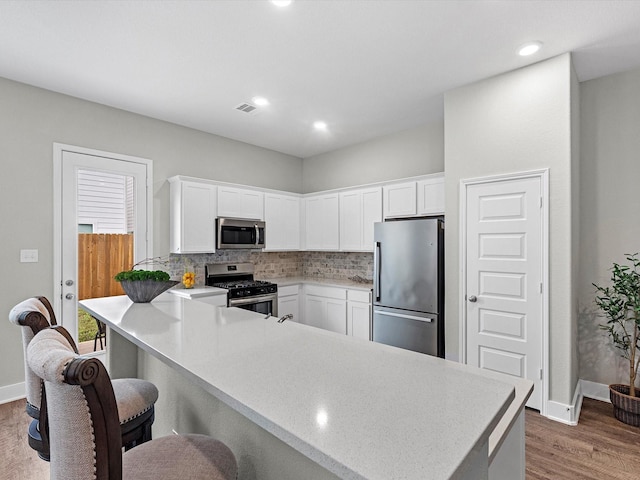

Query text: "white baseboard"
[545, 380, 583, 426]
[544, 379, 612, 426]
[580, 379, 611, 403]
[0, 382, 25, 405]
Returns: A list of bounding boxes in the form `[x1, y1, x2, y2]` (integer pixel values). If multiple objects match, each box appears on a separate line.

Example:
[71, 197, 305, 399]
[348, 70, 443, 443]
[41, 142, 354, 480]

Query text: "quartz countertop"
[80, 293, 521, 480]
[259, 276, 373, 291]
[168, 286, 227, 299]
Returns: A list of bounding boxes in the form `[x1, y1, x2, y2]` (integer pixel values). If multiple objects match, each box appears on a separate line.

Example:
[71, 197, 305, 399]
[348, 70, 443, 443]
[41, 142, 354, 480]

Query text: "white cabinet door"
[347, 301, 371, 340]
[326, 299, 347, 334]
[361, 188, 382, 250]
[264, 193, 301, 251]
[305, 194, 339, 251]
[417, 175, 445, 216]
[339, 187, 382, 252]
[218, 186, 264, 220]
[169, 180, 217, 254]
[303, 286, 347, 333]
[339, 190, 361, 251]
[304, 295, 325, 329]
[278, 295, 299, 322]
[383, 182, 417, 219]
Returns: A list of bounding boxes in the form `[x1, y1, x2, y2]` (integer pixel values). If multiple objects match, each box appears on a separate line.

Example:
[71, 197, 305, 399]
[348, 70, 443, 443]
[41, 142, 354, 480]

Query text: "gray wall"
[444, 54, 579, 405]
[578, 67, 640, 385]
[302, 122, 444, 193]
[0, 76, 302, 391]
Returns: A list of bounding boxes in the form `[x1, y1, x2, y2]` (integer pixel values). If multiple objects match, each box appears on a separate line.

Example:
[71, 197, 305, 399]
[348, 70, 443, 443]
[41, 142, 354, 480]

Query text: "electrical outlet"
[20, 249, 38, 263]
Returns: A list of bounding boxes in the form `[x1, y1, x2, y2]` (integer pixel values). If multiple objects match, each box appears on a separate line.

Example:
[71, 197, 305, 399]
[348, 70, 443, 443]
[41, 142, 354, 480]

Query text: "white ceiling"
[1, 1, 640, 158]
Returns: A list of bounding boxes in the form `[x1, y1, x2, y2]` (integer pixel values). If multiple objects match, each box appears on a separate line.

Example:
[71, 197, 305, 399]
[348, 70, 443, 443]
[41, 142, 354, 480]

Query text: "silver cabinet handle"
[468, 295, 477, 303]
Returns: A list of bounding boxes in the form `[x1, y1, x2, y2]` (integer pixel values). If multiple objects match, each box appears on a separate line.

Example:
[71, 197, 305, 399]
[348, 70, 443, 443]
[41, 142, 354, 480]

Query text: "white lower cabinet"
[303, 285, 346, 334]
[277, 284, 300, 322]
[301, 285, 372, 338]
[347, 289, 372, 340]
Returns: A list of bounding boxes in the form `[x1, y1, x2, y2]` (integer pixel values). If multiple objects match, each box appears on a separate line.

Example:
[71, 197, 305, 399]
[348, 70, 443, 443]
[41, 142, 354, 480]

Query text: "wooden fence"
[78, 234, 133, 300]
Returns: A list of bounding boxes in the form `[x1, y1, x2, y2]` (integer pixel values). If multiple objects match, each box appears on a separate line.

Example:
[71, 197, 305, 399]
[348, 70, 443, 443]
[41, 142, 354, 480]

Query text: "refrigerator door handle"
[374, 241, 381, 302]
[375, 310, 433, 323]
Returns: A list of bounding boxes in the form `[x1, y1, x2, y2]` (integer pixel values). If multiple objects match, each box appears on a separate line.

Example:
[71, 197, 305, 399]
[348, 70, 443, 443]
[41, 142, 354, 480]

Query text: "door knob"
[468, 295, 477, 303]
[65, 280, 74, 286]
[65, 293, 75, 300]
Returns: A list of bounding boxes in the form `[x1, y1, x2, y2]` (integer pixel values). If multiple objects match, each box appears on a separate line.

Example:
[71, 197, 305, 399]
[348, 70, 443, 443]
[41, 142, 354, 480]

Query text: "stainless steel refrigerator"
[373, 217, 444, 357]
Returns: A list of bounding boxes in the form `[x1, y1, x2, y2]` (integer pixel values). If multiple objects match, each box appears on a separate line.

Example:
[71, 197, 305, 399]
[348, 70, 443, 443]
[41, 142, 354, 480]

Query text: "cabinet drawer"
[278, 284, 300, 297]
[305, 285, 347, 300]
[347, 289, 371, 303]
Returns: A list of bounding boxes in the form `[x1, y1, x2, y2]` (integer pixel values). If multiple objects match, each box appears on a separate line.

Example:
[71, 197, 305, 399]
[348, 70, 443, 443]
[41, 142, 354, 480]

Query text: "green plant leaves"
[114, 270, 171, 282]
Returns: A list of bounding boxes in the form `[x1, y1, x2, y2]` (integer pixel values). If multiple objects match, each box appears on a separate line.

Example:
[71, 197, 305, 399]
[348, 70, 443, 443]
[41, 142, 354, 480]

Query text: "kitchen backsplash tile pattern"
[169, 251, 373, 285]
[302, 252, 373, 281]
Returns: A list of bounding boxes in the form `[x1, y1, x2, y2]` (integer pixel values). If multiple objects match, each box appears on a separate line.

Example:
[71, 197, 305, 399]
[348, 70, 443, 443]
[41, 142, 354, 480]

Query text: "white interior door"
[464, 174, 544, 410]
[55, 147, 150, 349]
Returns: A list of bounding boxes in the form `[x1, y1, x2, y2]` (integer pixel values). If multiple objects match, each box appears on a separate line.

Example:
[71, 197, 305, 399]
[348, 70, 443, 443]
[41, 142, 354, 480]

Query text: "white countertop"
[81, 293, 520, 480]
[168, 286, 227, 299]
[261, 276, 373, 291]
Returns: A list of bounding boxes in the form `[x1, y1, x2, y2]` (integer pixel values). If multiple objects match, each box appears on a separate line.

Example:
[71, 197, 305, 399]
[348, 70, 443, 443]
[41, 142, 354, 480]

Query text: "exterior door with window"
[55, 146, 150, 351]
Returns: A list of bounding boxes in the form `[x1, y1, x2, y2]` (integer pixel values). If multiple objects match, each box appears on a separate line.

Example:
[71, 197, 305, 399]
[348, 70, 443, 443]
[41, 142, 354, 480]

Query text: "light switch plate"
[20, 249, 39, 263]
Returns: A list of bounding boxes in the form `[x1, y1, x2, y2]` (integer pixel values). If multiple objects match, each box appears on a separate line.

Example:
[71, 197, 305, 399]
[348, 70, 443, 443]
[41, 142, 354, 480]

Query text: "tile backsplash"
[169, 251, 373, 284]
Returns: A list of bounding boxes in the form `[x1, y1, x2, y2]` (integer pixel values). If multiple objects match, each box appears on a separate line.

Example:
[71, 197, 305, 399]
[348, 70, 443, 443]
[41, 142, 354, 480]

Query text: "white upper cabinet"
[264, 193, 301, 251]
[383, 182, 417, 218]
[217, 186, 264, 220]
[304, 194, 339, 251]
[169, 178, 217, 254]
[417, 174, 445, 216]
[339, 187, 382, 251]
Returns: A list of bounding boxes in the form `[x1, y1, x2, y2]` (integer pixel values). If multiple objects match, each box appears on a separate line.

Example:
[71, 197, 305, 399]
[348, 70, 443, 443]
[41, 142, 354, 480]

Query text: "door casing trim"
[458, 168, 549, 416]
[52, 143, 153, 324]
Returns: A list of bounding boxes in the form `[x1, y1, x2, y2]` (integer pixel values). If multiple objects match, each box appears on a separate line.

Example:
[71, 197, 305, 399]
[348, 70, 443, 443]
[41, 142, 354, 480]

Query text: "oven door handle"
[228, 294, 277, 307]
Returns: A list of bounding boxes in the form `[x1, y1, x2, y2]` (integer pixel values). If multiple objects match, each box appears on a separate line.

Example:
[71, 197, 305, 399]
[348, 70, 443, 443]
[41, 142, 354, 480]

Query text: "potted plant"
[594, 253, 640, 426]
[115, 256, 179, 303]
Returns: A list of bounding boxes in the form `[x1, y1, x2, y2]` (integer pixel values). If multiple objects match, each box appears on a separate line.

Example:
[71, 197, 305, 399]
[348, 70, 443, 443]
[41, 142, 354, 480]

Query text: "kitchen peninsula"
[80, 294, 532, 480]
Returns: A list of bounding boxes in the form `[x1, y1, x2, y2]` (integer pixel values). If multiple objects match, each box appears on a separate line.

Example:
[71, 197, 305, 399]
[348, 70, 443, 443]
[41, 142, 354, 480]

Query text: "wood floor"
[525, 397, 640, 479]
[1, 397, 639, 479]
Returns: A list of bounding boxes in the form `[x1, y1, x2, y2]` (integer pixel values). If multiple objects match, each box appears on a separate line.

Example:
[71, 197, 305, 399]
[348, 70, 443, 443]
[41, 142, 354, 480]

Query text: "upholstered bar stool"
[9, 297, 159, 460]
[27, 327, 237, 480]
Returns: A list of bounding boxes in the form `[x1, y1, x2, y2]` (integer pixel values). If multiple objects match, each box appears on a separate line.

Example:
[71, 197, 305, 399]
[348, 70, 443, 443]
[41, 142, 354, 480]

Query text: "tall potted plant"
[594, 253, 640, 426]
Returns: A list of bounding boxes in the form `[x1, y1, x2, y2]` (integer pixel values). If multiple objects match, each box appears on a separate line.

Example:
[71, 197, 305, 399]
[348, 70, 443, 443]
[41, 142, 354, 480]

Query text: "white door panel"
[465, 175, 543, 410]
[58, 148, 150, 347]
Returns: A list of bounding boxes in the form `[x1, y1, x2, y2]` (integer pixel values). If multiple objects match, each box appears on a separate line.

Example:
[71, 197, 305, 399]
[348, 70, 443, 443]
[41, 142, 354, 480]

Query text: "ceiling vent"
[234, 102, 260, 115]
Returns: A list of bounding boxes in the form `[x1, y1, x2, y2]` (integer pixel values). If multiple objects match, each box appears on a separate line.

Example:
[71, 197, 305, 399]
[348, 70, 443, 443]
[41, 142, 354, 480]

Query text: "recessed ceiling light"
[252, 96, 270, 106]
[313, 121, 328, 131]
[271, 0, 293, 7]
[518, 41, 542, 56]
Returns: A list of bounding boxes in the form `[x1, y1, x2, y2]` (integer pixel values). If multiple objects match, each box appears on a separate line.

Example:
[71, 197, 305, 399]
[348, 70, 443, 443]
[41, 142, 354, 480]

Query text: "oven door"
[228, 293, 278, 316]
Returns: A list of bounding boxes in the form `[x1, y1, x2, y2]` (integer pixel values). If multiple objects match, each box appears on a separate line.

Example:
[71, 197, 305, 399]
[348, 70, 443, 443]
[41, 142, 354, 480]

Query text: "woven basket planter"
[609, 384, 640, 427]
[120, 280, 179, 303]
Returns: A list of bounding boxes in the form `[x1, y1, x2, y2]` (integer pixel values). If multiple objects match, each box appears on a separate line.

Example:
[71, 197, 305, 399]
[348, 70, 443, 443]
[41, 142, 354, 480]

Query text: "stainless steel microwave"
[216, 218, 265, 249]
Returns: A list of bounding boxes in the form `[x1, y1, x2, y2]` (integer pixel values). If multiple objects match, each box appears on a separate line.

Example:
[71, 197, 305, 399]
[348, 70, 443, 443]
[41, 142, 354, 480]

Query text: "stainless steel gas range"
[204, 263, 277, 316]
